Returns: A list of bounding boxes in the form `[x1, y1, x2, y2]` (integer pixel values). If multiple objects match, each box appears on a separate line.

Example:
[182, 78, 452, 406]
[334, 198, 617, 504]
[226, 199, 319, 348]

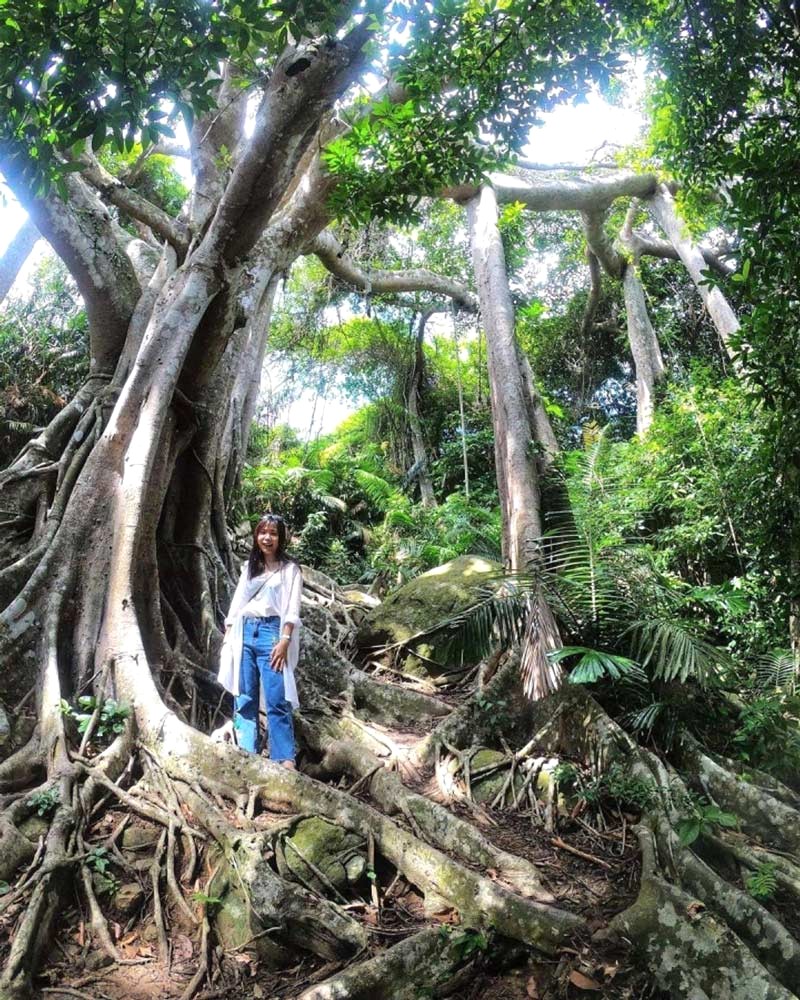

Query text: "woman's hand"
[271, 637, 290, 671]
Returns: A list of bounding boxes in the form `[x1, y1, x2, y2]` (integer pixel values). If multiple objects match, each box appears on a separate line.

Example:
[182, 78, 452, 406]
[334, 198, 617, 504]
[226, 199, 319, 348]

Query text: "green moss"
[276, 817, 366, 892]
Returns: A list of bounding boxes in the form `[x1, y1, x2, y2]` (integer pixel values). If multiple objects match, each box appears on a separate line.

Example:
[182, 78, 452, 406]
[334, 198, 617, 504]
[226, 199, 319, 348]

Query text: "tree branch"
[204, 26, 374, 265]
[310, 231, 478, 311]
[646, 184, 740, 356]
[580, 209, 624, 278]
[446, 171, 658, 212]
[0, 156, 141, 372]
[79, 153, 190, 255]
[579, 250, 603, 339]
[0, 218, 39, 304]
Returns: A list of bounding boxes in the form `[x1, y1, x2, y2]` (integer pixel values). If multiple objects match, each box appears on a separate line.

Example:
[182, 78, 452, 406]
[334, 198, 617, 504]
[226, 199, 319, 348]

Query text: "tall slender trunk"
[467, 186, 543, 571]
[407, 313, 437, 508]
[622, 264, 666, 435]
[0, 218, 39, 304]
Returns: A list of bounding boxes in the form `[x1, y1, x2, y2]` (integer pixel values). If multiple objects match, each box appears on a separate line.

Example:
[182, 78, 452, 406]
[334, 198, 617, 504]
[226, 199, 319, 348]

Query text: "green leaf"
[91, 120, 106, 152]
[677, 818, 702, 846]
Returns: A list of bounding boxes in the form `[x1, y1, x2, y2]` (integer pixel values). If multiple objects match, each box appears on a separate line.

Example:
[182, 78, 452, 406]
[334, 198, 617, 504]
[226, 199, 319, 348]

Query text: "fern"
[353, 469, 401, 510]
[746, 862, 778, 901]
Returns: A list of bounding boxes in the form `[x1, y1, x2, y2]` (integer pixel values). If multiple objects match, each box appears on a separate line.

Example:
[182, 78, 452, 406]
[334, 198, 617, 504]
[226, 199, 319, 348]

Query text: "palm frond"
[550, 646, 639, 685]
[520, 588, 564, 700]
[755, 649, 796, 692]
[623, 700, 682, 749]
[398, 577, 531, 669]
[628, 618, 731, 685]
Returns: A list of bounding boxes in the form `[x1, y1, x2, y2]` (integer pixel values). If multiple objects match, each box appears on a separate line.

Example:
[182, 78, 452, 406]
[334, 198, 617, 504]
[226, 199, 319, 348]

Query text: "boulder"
[357, 555, 503, 676]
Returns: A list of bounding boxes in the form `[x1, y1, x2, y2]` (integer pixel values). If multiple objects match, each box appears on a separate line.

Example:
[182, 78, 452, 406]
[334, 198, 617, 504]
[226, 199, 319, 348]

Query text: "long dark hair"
[247, 514, 291, 579]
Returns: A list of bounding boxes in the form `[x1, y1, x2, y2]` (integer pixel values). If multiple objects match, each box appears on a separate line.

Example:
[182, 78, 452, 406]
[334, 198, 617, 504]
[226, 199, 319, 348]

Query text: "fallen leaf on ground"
[172, 933, 194, 962]
[569, 970, 602, 991]
[526, 975, 540, 997]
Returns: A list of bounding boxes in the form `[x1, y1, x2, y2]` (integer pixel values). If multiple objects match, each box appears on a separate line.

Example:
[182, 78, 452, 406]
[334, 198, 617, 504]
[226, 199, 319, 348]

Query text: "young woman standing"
[218, 514, 303, 768]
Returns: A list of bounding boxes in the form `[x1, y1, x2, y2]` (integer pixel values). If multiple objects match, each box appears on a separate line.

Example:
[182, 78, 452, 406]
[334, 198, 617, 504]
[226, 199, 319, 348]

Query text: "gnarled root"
[298, 927, 481, 1000]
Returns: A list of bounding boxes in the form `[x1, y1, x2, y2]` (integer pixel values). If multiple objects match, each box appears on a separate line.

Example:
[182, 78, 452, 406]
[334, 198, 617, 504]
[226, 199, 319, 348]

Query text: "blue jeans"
[234, 617, 295, 761]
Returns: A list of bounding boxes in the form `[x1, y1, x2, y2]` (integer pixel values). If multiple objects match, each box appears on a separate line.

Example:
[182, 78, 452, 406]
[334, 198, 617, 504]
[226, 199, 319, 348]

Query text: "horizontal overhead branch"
[311, 231, 478, 311]
[624, 230, 732, 278]
[515, 159, 620, 172]
[80, 153, 190, 255]
[446, 170, 658, 212]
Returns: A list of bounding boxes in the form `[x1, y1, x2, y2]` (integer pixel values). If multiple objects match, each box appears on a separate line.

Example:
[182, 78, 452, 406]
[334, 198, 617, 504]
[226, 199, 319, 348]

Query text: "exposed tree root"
[297, 927, 476, 1000]
[300, 717, 554, 902]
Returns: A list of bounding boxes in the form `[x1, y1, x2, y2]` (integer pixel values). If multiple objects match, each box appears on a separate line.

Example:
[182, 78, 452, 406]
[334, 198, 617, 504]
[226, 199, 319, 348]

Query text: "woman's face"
[256, 520, 281, 560]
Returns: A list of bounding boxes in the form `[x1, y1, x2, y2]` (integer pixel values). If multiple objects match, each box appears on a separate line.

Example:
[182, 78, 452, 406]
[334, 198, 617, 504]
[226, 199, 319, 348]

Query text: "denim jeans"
[234, 616, 295, 760]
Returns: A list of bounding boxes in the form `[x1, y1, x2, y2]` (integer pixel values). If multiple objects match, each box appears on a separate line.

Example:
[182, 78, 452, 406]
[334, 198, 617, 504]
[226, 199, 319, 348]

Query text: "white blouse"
[217, 560, 303, 707]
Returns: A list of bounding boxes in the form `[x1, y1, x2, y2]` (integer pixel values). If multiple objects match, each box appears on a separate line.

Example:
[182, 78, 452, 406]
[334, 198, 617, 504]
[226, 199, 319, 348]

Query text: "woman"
[217, 514, 303, 768]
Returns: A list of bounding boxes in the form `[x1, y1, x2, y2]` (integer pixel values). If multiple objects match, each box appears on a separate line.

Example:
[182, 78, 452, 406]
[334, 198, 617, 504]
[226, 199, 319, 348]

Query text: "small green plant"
[579, 764, 656, 812]
[61, 696, 130, 742]
[191, 890, 224, 911]
[474, 693, 508, 731]
[28, 787, 59, 817]
[0, 881, 10, 895]
[86, 846, 119, 895]
[676, 796, 737, 846]
[552, 762, 579, 787]
[746, 862, 778, 901]
[447, 926, 491, 961]
[86, 846, 111, 873]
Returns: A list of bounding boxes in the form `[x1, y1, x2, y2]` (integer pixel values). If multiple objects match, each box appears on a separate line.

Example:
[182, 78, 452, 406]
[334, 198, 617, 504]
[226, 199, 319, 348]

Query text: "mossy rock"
[357, 555, 503, 676]
[19, 814, 50, 842]
[275, 816, 366, 893]
[208, 847, 291, 967]
[469, 749, 526, 804]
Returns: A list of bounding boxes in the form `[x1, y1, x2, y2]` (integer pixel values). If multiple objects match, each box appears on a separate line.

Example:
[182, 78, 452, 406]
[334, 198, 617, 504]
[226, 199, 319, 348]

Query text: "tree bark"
[581, 209, 666, 435]
[647, 184, 740, 356]
[467, 185, 544, 571]
[623, 264, 667, 435]
[0, 219, 39, 304]
[406, 313, 437, 508]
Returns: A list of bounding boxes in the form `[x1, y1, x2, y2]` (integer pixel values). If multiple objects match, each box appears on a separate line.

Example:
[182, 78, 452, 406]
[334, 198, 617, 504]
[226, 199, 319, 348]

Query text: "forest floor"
[22, 710, 662, 1000]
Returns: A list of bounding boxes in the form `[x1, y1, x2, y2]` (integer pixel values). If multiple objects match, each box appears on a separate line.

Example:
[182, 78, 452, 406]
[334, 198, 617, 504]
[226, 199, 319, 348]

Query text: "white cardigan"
[217, 560, 303, 708]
